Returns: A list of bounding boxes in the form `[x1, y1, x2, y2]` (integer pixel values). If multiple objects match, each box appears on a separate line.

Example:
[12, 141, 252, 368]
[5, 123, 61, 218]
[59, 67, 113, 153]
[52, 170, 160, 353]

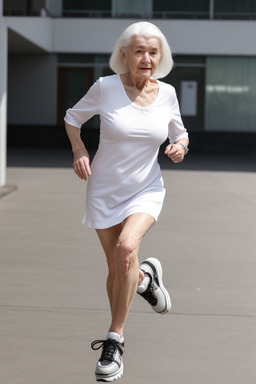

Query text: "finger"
[74, 167, 86, 180]
[171, 153, 184, 163]
[84, 162, 91, 176]
[168, 149, 178, 158]
[164, 144, 172, 154]
[74, 162, 88, 180]
[80, 166, 89, 180]
[81, 161, 91, 179]
[74, 157, 91, 180]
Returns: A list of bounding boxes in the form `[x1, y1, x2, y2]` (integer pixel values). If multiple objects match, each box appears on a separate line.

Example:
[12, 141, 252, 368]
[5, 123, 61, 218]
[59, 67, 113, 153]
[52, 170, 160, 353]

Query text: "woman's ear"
[120, 49, 127, 66]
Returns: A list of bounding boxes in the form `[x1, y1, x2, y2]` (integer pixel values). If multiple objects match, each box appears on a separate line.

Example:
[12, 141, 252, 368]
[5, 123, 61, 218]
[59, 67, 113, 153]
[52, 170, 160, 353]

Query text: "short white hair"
[109, 22, 173, 79]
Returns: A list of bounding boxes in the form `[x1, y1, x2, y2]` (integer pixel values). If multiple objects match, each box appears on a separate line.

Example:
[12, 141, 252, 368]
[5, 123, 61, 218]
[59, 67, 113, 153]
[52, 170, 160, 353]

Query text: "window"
[153, 0, 209, 19]
[63, 0, 111, 17]
[4, 0, 46, 16]
[113, 0, 152, 18]
[205, 57, 256, 132]
[214, 0, 256, 19]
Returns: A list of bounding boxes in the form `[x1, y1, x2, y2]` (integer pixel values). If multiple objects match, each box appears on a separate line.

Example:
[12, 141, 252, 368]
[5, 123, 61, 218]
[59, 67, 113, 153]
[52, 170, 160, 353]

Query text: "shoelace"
[138, 269, 158, 306]
[91, 339, 124, 362]
[139, 283, 157, 306]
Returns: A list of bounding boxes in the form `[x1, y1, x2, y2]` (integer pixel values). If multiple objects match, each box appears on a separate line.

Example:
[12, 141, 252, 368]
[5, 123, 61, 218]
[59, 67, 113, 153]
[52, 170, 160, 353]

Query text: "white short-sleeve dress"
[64, 74, 188, 229]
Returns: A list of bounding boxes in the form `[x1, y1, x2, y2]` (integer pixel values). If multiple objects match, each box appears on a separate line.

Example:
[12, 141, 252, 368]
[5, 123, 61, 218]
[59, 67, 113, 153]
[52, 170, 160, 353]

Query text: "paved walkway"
[1, 149, 256, 384]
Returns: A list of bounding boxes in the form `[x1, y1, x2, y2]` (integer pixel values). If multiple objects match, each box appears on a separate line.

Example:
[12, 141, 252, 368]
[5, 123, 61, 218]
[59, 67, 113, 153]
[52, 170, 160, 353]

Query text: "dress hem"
[82, 209, 159, 230]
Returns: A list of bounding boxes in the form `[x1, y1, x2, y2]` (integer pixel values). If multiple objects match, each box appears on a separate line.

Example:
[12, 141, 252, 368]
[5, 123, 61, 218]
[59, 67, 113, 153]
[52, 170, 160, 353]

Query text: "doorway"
[58, 67, 93, 125]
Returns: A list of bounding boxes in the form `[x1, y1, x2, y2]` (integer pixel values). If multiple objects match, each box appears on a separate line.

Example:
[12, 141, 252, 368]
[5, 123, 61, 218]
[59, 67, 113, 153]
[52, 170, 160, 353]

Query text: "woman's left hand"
[164, 143, 185, 163]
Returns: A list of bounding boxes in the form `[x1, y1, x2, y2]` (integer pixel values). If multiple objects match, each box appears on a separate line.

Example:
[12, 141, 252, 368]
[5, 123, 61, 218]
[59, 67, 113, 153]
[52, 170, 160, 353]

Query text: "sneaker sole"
[143, 257, 171, 314]
[95, 362, 123, 382]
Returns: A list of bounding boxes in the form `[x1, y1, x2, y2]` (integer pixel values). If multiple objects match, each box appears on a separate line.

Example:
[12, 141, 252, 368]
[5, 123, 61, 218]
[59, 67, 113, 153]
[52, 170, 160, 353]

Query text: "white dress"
[64, 74, 188, 229]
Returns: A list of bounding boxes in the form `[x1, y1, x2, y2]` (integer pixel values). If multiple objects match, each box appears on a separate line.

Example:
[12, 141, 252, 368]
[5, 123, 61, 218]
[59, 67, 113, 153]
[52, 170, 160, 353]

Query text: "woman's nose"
[142, 52, 150, 63]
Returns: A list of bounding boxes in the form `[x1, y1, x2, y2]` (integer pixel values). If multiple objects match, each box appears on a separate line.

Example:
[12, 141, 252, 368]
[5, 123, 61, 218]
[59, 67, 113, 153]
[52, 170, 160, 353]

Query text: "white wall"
[8, 53, 57, 125]
[54, 18, 256, 56]
[5, 17, 256, 56]
[5, 16, 53, 52]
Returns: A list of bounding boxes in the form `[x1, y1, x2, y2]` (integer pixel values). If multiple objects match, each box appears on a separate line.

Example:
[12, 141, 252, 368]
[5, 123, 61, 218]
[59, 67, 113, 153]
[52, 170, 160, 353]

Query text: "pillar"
[0, 0, 7, 187]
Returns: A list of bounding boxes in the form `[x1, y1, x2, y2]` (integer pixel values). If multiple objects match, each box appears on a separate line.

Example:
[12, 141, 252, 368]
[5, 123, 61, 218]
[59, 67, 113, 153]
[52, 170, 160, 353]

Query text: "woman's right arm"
[65, 122, 91, 181]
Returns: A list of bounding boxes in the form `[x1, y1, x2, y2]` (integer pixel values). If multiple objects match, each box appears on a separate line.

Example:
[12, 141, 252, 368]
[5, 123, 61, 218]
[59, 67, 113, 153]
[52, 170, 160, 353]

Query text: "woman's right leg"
[96, 223, 145, 319]
[92, 222, 145, 382]
[96, 213, 154, 339]
[92, 215, 170, 382]
[96, 223, 122, 315]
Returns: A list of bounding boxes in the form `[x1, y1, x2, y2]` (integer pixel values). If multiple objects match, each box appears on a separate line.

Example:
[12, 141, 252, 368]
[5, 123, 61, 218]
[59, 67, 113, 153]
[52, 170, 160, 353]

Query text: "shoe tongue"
[137, 274, 151, 293]
[106, 332, 121, 342]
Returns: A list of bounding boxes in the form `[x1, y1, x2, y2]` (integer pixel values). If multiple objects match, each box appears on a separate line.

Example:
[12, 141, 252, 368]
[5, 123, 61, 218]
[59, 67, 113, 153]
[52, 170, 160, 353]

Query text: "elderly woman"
[65, 21, 189, 382]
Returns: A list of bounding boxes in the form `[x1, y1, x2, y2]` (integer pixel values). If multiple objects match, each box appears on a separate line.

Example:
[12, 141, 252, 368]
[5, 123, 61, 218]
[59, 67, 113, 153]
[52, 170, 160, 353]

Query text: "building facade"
[1, 0, 256, 185]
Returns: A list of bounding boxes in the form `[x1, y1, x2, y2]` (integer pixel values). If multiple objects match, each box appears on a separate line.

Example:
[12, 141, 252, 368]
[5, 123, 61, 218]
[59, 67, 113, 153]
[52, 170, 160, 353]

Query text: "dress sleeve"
[64, 78, 101, 129]
[168, 90, 189, 144]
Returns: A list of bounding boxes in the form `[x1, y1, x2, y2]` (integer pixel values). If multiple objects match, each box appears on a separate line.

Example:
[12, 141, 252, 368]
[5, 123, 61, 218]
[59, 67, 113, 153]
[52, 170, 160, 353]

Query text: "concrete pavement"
[1, 149, 256, 384]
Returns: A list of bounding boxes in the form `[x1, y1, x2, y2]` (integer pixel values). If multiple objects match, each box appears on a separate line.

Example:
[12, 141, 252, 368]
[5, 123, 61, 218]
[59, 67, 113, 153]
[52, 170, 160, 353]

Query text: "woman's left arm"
[166, 87, 189, 163]
[164, 138, 189, 164]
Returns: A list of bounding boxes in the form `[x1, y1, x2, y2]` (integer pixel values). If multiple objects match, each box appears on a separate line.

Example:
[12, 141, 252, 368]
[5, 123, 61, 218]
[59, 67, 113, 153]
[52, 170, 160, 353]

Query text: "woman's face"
[121, 35, 161, 81]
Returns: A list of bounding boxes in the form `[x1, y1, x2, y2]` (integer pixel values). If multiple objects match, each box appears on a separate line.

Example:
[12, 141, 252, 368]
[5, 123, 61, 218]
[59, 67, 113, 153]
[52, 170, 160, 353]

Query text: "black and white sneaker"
[91, 339, 124, 382]
[137, 257, 171, 314]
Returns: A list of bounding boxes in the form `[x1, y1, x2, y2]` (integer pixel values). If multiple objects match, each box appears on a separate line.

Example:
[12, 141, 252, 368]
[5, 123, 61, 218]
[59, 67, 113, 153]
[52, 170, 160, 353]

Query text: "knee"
[115, 238, 138, 277]
[117, 237, 135, 257]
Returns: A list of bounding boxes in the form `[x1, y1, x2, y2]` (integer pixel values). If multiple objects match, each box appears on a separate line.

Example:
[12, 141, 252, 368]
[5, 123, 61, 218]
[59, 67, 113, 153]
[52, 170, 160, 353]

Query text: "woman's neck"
[120, 73, 152, 91]
[119, 73, 159, 107]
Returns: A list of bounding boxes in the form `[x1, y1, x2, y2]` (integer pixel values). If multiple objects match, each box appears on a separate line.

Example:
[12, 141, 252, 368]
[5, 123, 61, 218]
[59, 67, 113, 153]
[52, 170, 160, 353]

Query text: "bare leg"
[96, 213, 154, 338]
[96, 222, 122, 315]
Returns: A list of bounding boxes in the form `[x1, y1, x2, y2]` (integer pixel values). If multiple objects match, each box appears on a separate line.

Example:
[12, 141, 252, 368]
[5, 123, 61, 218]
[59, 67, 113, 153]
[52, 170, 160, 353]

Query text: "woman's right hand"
[73, 148, 91, 181]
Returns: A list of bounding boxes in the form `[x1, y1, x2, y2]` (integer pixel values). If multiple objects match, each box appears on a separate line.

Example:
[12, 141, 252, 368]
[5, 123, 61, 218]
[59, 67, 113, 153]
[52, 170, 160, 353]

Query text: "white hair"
[109, 22, 173, 79]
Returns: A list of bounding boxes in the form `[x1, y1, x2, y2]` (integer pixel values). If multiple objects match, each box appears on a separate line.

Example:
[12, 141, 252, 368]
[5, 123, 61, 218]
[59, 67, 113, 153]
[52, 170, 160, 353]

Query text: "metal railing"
[152, 11, 210, 19]
[214, 11, 256, 20]
[62, 10, 111, 18]
[3, 0, 256, 20]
